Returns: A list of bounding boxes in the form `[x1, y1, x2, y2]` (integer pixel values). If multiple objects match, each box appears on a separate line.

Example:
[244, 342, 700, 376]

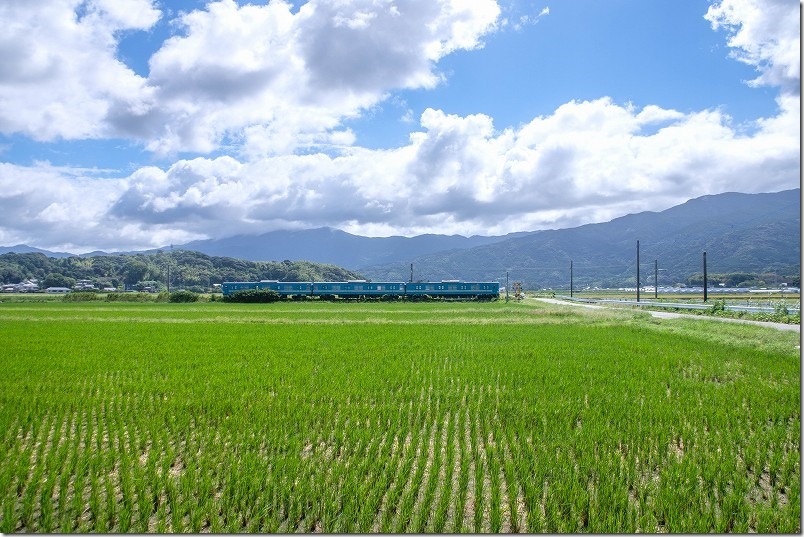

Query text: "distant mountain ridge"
[360, 189, 801, 288]
[0, 244, 75, 258]
[0, 229, 530, 268]
[176, 227, 531, 268]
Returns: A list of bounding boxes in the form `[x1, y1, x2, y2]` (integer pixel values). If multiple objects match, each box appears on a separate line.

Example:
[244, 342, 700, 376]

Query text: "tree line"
[0, 251, 363, 292]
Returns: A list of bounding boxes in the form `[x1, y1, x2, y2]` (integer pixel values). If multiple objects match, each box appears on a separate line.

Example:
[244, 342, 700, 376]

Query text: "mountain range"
[0, 230, 528, 264]
[1, 188, 799, 288]
[176, 228, 532, 268]
[361, 188, 800, 288]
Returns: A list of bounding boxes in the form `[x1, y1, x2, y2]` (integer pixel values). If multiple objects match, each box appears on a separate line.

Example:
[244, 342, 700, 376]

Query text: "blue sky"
[347, 0, 780, 148]
[0, 0, 798, 252]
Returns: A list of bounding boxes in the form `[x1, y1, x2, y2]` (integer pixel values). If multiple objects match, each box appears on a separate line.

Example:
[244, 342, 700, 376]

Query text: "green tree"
[0, 262, 25, 283]
[42, 273, 75, 289]
[123, 259, 149, 286]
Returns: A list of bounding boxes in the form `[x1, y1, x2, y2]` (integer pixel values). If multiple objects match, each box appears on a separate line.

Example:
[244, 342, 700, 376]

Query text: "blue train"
[221, 280, 500, 300]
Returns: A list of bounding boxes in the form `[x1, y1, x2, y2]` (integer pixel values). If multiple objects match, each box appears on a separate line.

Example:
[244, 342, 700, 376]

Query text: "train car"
[314, 280, 406, 299]
[405, 281, 500, 299]
[222, 280, 312, 297]
[221, 281, 258, 295]
[265, 281, 313, 297]
[222, 279, 500, 300]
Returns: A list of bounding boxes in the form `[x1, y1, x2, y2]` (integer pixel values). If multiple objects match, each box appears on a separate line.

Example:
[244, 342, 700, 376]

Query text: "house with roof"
[45, 287, 72, 293]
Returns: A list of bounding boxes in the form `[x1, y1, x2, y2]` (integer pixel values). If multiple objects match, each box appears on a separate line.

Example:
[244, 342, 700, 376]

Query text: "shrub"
[105, 292, 156, 302]
[709, 299, 727, 314]
[169, 290, 200, 303]
[222, 289, 282, 303]
[62, 292, 98, 302]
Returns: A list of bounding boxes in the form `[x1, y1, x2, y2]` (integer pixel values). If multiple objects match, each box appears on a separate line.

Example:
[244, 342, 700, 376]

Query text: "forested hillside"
[0, 250, 362, 292]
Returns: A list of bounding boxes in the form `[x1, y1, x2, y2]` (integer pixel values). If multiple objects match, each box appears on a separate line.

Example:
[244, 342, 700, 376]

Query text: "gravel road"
[534, 298, 801, 333]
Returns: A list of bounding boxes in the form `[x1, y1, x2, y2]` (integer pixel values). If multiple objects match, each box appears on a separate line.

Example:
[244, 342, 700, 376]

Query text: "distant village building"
[45, 287, 72, 293]
[3, 280, 40, 292]
[74, 279, 97, 291]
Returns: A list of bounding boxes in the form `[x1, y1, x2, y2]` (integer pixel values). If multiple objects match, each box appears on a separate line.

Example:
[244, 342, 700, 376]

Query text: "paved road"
[535, 298, 801, 333]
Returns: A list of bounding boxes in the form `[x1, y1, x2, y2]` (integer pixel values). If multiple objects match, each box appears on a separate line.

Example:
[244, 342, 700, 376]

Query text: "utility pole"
[654, 259, 658, 300]
[570, 260, 573, 298]
[703, 251, 708, 303]
[167, 244, 173, 294]
[636, 240, 640, 302]
[506, 271, 509, 302]
[409, 263, 413, 283]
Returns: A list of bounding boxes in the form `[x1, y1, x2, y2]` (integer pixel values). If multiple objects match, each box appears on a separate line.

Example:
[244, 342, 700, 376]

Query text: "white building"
[45, 287, 72, 293]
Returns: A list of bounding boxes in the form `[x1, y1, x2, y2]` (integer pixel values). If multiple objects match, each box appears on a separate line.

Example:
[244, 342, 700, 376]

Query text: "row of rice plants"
[0, 302, 799, 532]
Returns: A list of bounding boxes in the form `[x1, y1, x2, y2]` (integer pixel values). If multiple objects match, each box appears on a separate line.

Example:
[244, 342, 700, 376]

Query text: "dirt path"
[534, 298, 801, 333]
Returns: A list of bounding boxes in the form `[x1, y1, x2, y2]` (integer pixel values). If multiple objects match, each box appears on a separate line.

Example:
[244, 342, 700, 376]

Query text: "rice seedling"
[0, 300, 798, 532]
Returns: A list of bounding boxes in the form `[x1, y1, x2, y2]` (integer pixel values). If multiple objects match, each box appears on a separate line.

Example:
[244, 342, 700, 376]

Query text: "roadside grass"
[0, 300, 799, 532]
[547, 291, 801, 325]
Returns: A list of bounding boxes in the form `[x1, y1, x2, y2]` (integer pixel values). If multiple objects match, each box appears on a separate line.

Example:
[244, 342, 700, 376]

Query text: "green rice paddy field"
[0, 300, 799, 532]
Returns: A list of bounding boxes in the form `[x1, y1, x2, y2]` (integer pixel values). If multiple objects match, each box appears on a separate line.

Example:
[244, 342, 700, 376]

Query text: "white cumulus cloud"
[0, 0, 160, 141]
[83, 97, 798, 249]
[0, 0, 501, 155]
[705, 0, 800, 93]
